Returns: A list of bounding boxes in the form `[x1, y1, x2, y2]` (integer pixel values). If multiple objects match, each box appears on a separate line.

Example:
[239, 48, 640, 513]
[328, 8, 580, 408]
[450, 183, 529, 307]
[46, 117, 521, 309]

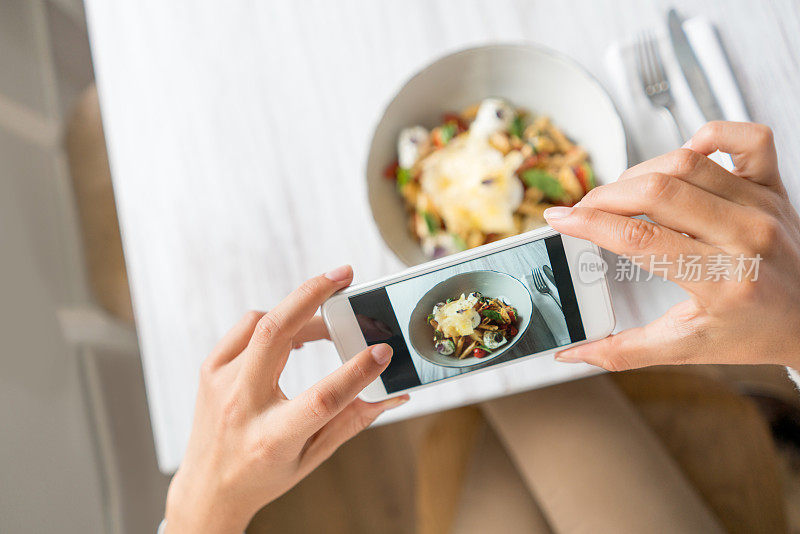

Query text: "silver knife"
[667, 9, 724, 121]
[543, 265, 556, 287]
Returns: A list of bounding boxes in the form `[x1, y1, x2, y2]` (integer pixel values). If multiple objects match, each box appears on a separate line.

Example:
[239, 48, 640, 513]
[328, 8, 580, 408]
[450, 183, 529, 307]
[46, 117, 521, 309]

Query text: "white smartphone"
[321, 227, 614, 401]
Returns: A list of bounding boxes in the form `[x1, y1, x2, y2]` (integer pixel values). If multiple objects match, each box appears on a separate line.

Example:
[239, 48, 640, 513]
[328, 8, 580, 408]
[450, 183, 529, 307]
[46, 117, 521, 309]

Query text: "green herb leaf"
[440, 123, 457, 144]
[521, 169, 565, 200]
[451, 234, 467, 251]
[427, 313, 435, 322]
[509, 114, 525, 138]
[481, 309, 504, 323]
[421, 211, 438, 234]
[396, 167, 412, 190]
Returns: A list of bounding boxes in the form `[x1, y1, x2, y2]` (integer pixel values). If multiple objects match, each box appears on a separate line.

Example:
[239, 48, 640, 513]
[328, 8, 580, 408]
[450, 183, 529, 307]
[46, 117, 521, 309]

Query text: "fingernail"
[543, 206, 573, 220]
[371, 344, 393, 364]
[325, 264, 351, 282]
[681, 139, 693, 149]
[554, 352, 582, 363]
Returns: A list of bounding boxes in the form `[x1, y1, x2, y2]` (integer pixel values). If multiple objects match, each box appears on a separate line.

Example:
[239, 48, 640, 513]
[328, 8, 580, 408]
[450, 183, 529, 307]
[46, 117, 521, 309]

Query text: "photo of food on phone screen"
[347, 235, 586, 393]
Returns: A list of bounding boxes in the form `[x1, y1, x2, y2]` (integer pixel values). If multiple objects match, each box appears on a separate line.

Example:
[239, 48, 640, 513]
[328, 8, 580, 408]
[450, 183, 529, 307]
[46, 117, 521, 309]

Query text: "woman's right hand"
[545, 122, 800, 372]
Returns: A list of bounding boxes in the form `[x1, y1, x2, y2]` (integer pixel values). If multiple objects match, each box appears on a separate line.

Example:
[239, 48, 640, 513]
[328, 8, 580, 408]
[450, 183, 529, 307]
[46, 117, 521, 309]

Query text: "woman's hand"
[544, 121, 800, 371]
[164, 265, 409, 533]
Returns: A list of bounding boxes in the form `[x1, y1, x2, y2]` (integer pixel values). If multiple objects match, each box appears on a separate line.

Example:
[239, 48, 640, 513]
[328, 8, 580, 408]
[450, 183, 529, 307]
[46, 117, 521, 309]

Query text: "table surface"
[84, 0, 800, 472]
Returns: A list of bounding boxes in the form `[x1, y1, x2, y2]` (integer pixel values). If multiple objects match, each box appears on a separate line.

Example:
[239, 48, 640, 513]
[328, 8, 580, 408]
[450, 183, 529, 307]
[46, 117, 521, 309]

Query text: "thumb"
[554, 301, 704, 371]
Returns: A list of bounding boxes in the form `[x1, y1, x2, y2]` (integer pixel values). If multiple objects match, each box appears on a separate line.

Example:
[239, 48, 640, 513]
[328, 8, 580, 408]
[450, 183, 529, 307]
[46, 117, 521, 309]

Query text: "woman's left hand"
[164, 265, 408, 533]
[544, 121, 800, 372]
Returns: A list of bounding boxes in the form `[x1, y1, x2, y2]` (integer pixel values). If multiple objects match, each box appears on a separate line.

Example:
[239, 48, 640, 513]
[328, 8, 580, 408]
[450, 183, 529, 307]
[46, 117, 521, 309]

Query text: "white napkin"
[602, 16, 751, 334]
[604, 16, 750, 169]
[524, 273, 571, 346]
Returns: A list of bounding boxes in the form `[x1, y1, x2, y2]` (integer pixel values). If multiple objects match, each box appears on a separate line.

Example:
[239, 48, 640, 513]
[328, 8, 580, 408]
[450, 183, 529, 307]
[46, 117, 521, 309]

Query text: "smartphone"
[321, 227, 614, 401]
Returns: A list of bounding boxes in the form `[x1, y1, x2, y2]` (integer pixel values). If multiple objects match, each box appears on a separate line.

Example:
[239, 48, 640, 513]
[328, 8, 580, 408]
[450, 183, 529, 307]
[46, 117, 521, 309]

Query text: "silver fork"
[532, 267, 561, 310]
[635, 32, 688, 141]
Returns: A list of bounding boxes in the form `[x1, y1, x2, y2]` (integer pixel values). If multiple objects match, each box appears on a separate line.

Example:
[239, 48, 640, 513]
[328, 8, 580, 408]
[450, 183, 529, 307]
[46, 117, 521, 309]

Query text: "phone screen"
[347, 235, 586, 393]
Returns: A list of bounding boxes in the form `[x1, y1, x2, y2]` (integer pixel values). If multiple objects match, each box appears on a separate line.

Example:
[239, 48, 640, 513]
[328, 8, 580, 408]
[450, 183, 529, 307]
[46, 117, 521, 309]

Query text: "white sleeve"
[787, 367, 800, 389]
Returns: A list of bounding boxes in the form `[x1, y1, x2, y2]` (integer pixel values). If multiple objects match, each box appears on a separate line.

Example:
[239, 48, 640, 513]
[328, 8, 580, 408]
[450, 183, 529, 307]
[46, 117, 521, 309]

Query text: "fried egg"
[433, 293, 481, 339]
[418, 99, 523, 235]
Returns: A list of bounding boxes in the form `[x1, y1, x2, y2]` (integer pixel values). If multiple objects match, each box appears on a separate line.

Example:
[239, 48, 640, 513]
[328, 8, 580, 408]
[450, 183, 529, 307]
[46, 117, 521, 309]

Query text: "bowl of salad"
[407, 270, 532, 368]
[366, 44, 627, 265]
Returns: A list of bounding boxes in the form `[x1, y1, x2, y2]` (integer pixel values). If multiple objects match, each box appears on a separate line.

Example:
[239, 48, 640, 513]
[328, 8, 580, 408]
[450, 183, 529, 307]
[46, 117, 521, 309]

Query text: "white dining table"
[83, 0, 800, 473]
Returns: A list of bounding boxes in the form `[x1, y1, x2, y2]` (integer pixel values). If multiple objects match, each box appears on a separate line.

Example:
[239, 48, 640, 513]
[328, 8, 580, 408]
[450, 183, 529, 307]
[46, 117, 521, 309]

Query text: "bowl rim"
[407, 269, 533, 368]
[364, 41, 629, 267]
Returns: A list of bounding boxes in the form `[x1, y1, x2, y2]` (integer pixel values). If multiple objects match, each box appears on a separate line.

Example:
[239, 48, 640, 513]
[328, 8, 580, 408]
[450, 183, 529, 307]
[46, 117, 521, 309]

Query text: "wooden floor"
[247, 366, 797, 534]
[248, 413, 435, 534]
[612, 368, 788, 534]
[248, 407, 491, 534]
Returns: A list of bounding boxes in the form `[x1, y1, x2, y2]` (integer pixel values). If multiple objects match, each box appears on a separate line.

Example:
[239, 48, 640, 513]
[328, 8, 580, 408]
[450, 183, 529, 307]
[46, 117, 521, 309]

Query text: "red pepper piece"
[384, 160, 399, 180]
[517, 155, 541, 176]
[431, 128, 446, 149]
[473, 348, 489, 358]
[574, 165, 591, 194]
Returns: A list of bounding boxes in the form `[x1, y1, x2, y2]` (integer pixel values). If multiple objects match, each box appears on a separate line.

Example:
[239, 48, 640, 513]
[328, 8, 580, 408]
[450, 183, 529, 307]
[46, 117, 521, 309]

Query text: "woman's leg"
[482, 375, 725, 534]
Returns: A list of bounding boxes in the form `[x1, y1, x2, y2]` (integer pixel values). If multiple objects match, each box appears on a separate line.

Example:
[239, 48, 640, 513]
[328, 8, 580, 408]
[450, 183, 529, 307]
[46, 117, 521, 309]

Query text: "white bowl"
[407, 270, 532, 368]
[366, 43, 628, 266]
